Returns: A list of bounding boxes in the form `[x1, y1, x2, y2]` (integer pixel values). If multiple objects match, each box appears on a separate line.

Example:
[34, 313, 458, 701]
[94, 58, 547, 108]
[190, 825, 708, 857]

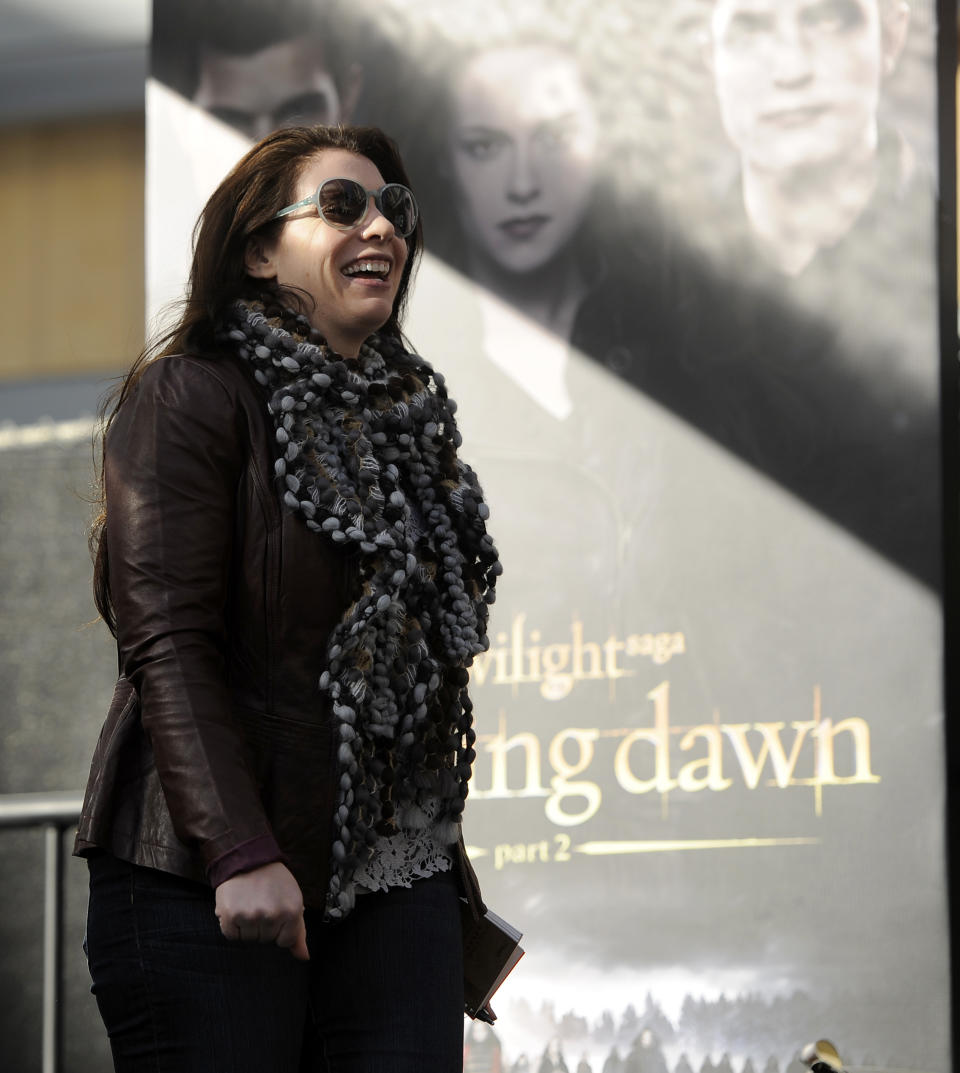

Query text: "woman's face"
[245, 149, 408, 356]
[448, 45, 598, 277]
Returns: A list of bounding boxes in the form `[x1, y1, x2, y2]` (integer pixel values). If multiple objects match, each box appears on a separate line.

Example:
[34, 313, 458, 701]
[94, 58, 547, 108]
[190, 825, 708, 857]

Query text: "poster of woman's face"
[446, 45, 599, 278]
[143, 3, 951, 1073]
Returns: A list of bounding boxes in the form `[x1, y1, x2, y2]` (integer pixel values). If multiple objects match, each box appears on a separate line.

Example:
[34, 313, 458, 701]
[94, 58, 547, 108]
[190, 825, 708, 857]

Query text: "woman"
[74, 125, 500, 1072]
[445, 43, 598, 299]
[424, 41, 601, 421]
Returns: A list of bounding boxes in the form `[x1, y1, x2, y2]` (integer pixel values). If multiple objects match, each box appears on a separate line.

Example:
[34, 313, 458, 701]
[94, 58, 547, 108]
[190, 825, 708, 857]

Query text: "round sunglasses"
[272, 177, 419, 238]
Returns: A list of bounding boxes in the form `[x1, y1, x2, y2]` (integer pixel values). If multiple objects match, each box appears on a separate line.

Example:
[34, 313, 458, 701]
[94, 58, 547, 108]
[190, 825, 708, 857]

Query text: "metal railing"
[0, 791, 84, 1073]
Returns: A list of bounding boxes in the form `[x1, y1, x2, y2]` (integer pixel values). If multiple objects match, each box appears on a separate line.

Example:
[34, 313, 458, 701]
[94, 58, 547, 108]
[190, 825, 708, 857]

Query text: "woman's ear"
[245, 237, 277, 279]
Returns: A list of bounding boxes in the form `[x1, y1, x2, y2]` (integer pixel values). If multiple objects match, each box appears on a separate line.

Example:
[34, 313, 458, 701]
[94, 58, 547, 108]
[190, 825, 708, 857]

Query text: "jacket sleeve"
[105, 355, 284, 885]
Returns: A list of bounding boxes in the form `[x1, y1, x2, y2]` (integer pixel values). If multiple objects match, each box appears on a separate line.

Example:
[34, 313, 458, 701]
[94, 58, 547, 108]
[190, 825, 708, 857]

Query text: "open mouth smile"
[342, 259, 392, 281]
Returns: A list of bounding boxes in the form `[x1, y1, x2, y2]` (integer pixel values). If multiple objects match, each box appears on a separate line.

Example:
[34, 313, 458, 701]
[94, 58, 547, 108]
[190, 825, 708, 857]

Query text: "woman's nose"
[362, 202, 396, 241]
[507, 145, 541, 204]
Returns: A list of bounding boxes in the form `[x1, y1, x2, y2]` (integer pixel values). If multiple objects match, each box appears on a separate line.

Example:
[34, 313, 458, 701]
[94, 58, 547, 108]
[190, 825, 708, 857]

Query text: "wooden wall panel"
[0, 116, 144, 381]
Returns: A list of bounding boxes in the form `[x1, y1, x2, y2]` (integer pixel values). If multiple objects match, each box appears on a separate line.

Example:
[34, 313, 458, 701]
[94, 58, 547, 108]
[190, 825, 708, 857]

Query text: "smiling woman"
[244, 150, 413, 357]
[73, 124, 501, 1073]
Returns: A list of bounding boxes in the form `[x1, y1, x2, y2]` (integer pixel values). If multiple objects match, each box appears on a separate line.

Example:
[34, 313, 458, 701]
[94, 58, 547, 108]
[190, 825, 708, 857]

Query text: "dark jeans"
[85, 854, 464, 1072]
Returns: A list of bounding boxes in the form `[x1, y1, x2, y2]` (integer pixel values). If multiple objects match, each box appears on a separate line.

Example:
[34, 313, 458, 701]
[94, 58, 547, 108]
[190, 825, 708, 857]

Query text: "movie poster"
[149, 2, 949, 1070]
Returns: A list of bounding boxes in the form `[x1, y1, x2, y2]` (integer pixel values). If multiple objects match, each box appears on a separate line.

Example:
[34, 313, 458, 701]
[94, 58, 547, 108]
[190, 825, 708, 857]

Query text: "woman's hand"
[214, 861, 310, 961]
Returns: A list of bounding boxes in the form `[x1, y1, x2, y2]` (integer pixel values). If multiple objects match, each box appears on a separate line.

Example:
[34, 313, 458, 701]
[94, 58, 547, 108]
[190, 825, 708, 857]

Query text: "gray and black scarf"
[221, 299, 500, 919]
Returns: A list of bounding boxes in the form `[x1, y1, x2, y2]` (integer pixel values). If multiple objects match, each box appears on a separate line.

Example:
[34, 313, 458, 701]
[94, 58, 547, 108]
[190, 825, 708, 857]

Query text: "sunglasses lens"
[318, 179, 368, 227]
[381, 185, 418, 237]
[315, 179, 418, 236]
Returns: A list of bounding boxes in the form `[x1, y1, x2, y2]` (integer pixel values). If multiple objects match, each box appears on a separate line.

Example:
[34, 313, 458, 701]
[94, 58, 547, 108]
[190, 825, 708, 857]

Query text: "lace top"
[351, 797, 455, 893]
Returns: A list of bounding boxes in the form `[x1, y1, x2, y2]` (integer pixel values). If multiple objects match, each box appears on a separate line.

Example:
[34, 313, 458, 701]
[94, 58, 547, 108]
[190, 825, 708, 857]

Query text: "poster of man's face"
[143, 2, 950, 1072]
[707, 0, 907, 175]
[151, 0, 363, 138]
[193, 36, 359, 139]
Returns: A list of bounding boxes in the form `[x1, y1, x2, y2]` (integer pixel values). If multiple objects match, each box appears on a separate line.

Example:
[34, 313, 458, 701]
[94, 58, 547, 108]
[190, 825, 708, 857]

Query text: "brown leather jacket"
[74, 350, 486, 919]
[72, 349, 489, 914]
[74, 352, 368, 907]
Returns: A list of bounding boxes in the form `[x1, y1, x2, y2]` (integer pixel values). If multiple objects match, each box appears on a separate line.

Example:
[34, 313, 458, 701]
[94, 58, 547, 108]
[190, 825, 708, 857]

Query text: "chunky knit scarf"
[221, 299, 500, 919]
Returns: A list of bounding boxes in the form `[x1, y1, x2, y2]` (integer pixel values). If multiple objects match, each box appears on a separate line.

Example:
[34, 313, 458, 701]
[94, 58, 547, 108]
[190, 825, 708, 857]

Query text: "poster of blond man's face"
[708, 0, 908, 174]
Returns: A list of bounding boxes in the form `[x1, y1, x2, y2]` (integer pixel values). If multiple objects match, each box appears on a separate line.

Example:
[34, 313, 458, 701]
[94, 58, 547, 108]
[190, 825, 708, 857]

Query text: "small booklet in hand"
[461, 902, 525, 1022]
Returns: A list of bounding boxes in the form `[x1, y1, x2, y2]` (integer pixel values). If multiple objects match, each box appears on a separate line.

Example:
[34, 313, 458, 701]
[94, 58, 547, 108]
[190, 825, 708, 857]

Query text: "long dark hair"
[92, 124, 424, 631]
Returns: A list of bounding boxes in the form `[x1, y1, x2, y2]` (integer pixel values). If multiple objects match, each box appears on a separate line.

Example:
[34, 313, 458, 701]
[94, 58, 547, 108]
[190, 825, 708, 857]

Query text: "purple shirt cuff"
[206, 833, 287, 888]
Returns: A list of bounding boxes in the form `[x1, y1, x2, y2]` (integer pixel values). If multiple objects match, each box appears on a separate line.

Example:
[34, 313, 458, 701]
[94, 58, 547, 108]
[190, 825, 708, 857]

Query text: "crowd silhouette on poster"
[463, 990, 902, 1073]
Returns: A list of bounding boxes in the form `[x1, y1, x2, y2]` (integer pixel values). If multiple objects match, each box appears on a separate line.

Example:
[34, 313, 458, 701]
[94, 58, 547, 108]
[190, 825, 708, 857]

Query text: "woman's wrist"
[207, 832, 287, 888]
